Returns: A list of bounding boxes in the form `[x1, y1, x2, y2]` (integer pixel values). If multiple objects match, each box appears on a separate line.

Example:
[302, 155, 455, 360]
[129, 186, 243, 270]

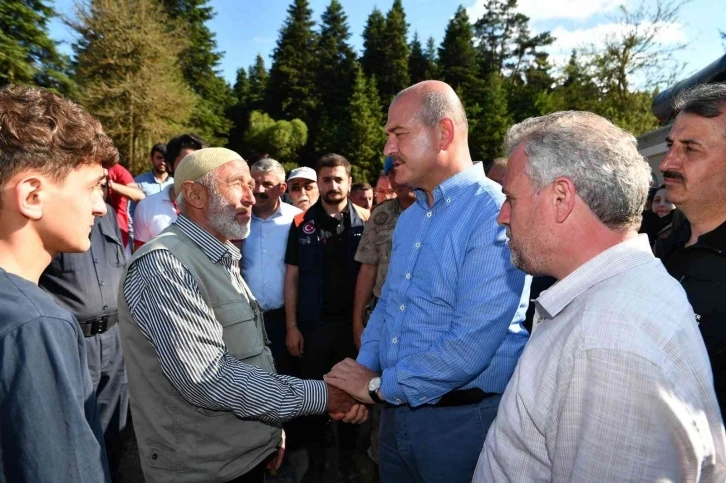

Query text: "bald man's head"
[394, 80, 468, 136]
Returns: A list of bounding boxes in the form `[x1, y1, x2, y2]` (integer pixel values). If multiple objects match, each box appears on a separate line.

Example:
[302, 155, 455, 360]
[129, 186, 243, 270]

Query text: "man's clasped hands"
[325, 358, 380, 424]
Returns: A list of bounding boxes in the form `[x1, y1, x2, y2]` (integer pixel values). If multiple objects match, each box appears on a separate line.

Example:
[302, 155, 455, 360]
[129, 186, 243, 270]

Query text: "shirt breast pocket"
[213, 302, 265, 362]
[99, 220, 125, 267]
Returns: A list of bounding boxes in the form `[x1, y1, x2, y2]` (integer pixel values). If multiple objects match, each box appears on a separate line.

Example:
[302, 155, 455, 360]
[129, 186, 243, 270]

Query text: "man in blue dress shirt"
[325, 80, 530, 483]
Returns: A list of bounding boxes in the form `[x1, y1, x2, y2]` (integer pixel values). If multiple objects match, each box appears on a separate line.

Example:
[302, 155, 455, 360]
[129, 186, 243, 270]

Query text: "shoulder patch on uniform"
[302, 221, 316, 234]
[374, 211, 389, 225]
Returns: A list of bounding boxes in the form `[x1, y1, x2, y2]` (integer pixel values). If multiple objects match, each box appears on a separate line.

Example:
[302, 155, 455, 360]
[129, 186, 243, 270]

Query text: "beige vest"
[118, 224, 280, 483]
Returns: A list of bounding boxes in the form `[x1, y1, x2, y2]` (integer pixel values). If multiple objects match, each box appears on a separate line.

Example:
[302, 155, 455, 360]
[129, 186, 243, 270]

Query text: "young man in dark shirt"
[0, 85, 119, 482]
[284, 154, 370, 482]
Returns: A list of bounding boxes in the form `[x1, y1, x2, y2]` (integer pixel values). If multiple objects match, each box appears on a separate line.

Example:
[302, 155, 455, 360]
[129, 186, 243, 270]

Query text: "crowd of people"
[1, 78, 725, 483]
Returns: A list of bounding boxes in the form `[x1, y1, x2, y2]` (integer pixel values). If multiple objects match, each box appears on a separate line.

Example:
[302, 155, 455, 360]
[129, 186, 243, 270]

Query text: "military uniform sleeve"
[355, 211, 381, 266]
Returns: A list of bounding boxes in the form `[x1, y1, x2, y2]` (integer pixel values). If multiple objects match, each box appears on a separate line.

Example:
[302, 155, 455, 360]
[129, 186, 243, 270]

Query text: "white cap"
[286, 166, 317, 183]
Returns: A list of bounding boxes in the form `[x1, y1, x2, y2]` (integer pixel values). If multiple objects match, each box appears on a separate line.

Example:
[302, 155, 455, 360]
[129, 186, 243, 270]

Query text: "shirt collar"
[536, 234, 654, 319]
[414, 162, 485, 207]
[174, 215, 241, 263]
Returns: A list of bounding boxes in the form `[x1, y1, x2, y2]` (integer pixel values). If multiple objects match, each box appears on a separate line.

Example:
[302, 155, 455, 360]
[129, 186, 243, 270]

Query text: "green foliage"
[474, 0, 553, 80]
[467, 72, 511, 161]
[310, 0, 358, 155]
[408, 32, 437, 83]
[378, 0, 409, 103]
[159, 0, 233, 145]
[0, 0, 75, 94]
[226, 67, 250, 155]
[360, 8, 386, 93]
[438, 6, 478, 93]
[266, 0, 319, 124]
[247, 54, 268, 112]
[508, 53, 555, 121]
[345, 67, 386, 183]
[244, 111, 308, 165]
[71, 0, 194, 174]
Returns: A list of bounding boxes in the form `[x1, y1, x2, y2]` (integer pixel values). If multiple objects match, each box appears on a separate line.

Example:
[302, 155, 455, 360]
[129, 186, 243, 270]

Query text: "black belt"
[387, 388, 499, 409]
[262, 306, 286, 319]
[78, 312, 118, 337]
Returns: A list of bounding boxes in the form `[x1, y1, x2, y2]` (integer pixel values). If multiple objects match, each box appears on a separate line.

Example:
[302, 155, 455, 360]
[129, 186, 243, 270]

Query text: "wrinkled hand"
[286, 326, 304, 357]
[267, 429, 286, 475]
[324, 358, 378, 405]
[326, 383, 369, 424]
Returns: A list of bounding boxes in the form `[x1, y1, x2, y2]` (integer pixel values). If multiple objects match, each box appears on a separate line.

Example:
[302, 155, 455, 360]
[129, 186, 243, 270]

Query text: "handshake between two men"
[326, 358, 380, 421]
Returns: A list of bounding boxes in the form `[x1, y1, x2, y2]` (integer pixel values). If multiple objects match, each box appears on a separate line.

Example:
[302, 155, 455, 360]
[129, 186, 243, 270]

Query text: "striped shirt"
[358, 162, 531, 406]
[123, 215, 328, 423]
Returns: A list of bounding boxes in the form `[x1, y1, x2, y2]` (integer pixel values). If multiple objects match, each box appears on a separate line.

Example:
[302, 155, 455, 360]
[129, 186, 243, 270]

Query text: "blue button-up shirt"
[242, 201, 302, 310]
[358, 163, 530, 406]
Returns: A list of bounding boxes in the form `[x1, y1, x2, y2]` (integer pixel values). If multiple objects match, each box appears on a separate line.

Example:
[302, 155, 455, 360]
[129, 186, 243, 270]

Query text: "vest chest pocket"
[213, 302, 265, 362]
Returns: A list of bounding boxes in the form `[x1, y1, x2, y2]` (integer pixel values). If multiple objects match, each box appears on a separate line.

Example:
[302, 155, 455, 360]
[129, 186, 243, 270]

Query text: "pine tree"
[551, 51, 600, 112]
[247, 54, 267, 112]
[312, 0, 358, 155]
[438, 6, 478, 93]
[467, 72, 511, 161]
[473, 0, 552, 80]
[71, 0, 194, 173]
[409, 32, 437, 83]
[360, 8, 386, 90]
[0, 0, 74, 94]
[158, 0, 233, 145]
[266, 0, 319, 124]
[226, 67, 249, 155]
[379, 0, 409, 102]
[425, 36, 439, 78]
[346, 67, 386, 183]
[508, 52, 555, 121]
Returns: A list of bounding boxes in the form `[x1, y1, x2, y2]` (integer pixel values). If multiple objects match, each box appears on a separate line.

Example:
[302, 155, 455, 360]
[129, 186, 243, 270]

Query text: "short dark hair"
[165, 134, 207, 174]
[0, 85, 118, 208]
[673, 83, 726, 119]
[351, 182, 373, 193]
[150, 143, 166, 157]
[316, 153, 351, 176]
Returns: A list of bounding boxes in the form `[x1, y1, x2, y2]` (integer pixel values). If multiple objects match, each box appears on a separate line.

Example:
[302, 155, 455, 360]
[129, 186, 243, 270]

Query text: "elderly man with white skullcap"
[118, 148, 367, 483]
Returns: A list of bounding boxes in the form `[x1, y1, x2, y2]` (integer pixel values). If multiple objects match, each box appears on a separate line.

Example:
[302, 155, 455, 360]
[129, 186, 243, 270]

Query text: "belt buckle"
[91, 316, 109, 335]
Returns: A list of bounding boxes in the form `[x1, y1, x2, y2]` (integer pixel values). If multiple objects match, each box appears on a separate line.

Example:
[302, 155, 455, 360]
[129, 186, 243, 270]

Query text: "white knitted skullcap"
[174, 147, 244, 194]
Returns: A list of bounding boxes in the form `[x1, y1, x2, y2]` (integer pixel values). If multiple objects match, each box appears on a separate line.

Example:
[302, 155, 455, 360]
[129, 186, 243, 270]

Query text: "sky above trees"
[48, 0, 724, 87]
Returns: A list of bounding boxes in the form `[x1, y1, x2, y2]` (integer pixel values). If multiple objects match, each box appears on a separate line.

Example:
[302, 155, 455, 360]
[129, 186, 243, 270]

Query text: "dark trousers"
[264, 307, 296, 377]
[225, 461, 266, 483]
[84, 324, 129, 480]
[263, 307, 305, 451]
[378, 395, 501, 483]
[298, 320, 359, 481]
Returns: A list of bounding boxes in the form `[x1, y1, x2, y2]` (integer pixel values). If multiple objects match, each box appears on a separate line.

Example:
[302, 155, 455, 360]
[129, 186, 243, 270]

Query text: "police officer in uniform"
[40, 200, 128, 480]
[284, 154, 370, 482]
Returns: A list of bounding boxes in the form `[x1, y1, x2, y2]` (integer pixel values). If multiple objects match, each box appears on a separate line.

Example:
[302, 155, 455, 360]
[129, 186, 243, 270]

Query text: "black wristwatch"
[368, 377, 382, 404]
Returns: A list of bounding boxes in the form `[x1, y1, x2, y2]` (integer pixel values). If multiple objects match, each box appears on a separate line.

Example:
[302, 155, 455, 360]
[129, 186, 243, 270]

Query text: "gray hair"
[176, 169, 218, 214]
[504, 111, 651, 230]
[250, 157, 286, 183]
[396, 87, 468, 134]
[673, 82, 726, 121]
